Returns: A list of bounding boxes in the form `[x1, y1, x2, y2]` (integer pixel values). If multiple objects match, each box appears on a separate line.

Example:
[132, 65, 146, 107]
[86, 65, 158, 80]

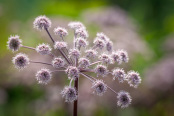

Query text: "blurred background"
[0, 0, 174, 116]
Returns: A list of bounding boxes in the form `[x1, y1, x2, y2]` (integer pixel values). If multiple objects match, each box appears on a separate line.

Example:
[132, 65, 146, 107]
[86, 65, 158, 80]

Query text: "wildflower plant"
[7, 15, 142, 116]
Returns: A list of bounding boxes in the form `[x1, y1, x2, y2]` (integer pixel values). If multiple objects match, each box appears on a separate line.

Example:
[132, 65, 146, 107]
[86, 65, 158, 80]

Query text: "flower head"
[118, 50, 129, 63]
[99, 53, 113, 64]
[7, 35, 22, 52]
[33, 15, 51, 30]
[12, 53, 29, 69]
[54, 27, 68, 37]
[96, 32, 110, 42]
[52, 57, 65, 68]
[78, 57, 90, 69]
[66, 66, 79, 80]
[95, 64, 108, 77]
[112, 68, 126, 83]
[36, 43, 52, 55]
[68, 21, 85, 30]
[93, 38, 106, 50]
[92, 80, 107, 96]
[111, 51, 122, 64]
[85, 49, 98, 58]
[61, 86, 77, 103]
[117, 91, 132, 108]
[75, 28, 88, 39]
[76, 37, 88, 48]
[126, 71, 141, 88]
[36, 68, 52, 84]
[106, 40, 113, 52]
[54, 41, 67, 50]
[69, 49, 80, 59]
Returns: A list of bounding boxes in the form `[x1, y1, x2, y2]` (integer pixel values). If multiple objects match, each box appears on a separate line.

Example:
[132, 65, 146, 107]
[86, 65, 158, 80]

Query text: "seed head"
[54, 27, 68, 37]
[126, 71, 141, 88]
[54, 41, 67, 50]
[68, 21, 85, 30]
[36, 43, 52, 55]
[12, 53, 29, 69]
[106, 40, 113, 52]
[92, 79, 107, 96]
[76, 37, 88, 48]
[78, 57, 90, 69]
[117, 91, 132, 108]
[95, 64, 108, 77]
[75, 28, 88, 39]
[36, 68, 52, 84]
[96, 32, 110, 42]
[69, 49, 80, 59]
[52, 57, 65, 68]
[33, 15, 51, 30]
[61, 86, 77, 103]
[66, 66, 79, 80]
[117, 50, 129, 63]
[7, 35, 22, 52]
[99, 53, 113, 64]
[112, 68, 126, 83]
[93, 38, 105, 50]
[111, 51, 122, 64]
[85, 49, 98, 58]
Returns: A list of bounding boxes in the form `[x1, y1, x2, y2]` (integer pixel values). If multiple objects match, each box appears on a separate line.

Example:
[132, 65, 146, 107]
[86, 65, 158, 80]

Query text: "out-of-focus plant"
[7, 15, 141, 116]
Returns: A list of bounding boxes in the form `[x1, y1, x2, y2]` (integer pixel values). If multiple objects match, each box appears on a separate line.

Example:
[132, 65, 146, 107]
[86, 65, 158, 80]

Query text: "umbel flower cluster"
[7, 15, 141, 108]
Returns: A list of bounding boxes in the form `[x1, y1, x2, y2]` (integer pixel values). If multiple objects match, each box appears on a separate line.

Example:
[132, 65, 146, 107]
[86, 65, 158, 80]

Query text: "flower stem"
[45, 28, 55, 43]
[30, 60, 52, 66]
[73, 77, 78, 116]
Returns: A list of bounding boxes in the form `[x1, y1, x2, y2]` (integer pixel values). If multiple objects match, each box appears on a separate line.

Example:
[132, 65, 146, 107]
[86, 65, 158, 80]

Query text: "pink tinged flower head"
[54, 27, 68, 37]
[54, 41, 67, 50]
[111, 51, 122, 64]
[85, 49, 98, 58]
[126, 71, 141, 88]
[33, 15, 51, 30]
[52, 57, 65, 68]
[12, 53, 30, 69]
[76, 37, 88, 48]
[66, 66, 80, 80]
[36, 43, 52, 55]
[68, 21, 85, 30]
[36, 68, 52, 84]
[61, 86, 77, 103]
[118, 49, 129, 63]
[96, 32, 110, 42]
[93, 38, 106, 50]
[106, 40, 113, 52]
[78, 57, 90, 69]
[117, 91, 132, 108]
[69, 49, 80, 59]
[92, 80, 107, 96]
[95, 64, 108, 77]
[7, 35, 22, 52]
[75, 28, 88, 39]
[99, 53, 113, 64]
[112, 68, 126, 83]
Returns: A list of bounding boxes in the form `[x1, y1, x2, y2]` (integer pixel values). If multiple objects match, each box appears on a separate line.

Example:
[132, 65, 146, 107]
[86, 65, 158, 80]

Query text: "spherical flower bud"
[52, 57, 65, 68]
[36, 68, 52, 84]
[99, 53, 113, 64]
[66, 66, 79, 80]
[61, 86, 77, 103]
[33, 15, 51, 30]
[112, 68, 126, 83]
[93, 38, 105, 49]
[54, 27, 68, 37]
[76, 37, 88, 48]
[126, 71, 141, 88]
[95, 64, 108, 77]
[118, 49, 129, 63]
[78, 57, 90, 69]
[117, 91, 132, 108]
[75, 28, 88, 39]
[106, 40, 113, 52]
[54, 41, 67, 50]
[111, 51, 122, 64]
[68, 21, 85, 30]
[85, 49, 98, 58]
[96, 32, 110, 42]
[12, 53, 30, 69]
[36, 43, 52, 55]
[69, 49, 80, 59]
[92, 80, 107, 96]
[7, 35, 22, 52]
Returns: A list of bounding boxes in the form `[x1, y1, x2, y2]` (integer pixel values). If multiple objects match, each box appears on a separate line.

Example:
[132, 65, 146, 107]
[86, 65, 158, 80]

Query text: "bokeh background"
[0, 0, 174, 116]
